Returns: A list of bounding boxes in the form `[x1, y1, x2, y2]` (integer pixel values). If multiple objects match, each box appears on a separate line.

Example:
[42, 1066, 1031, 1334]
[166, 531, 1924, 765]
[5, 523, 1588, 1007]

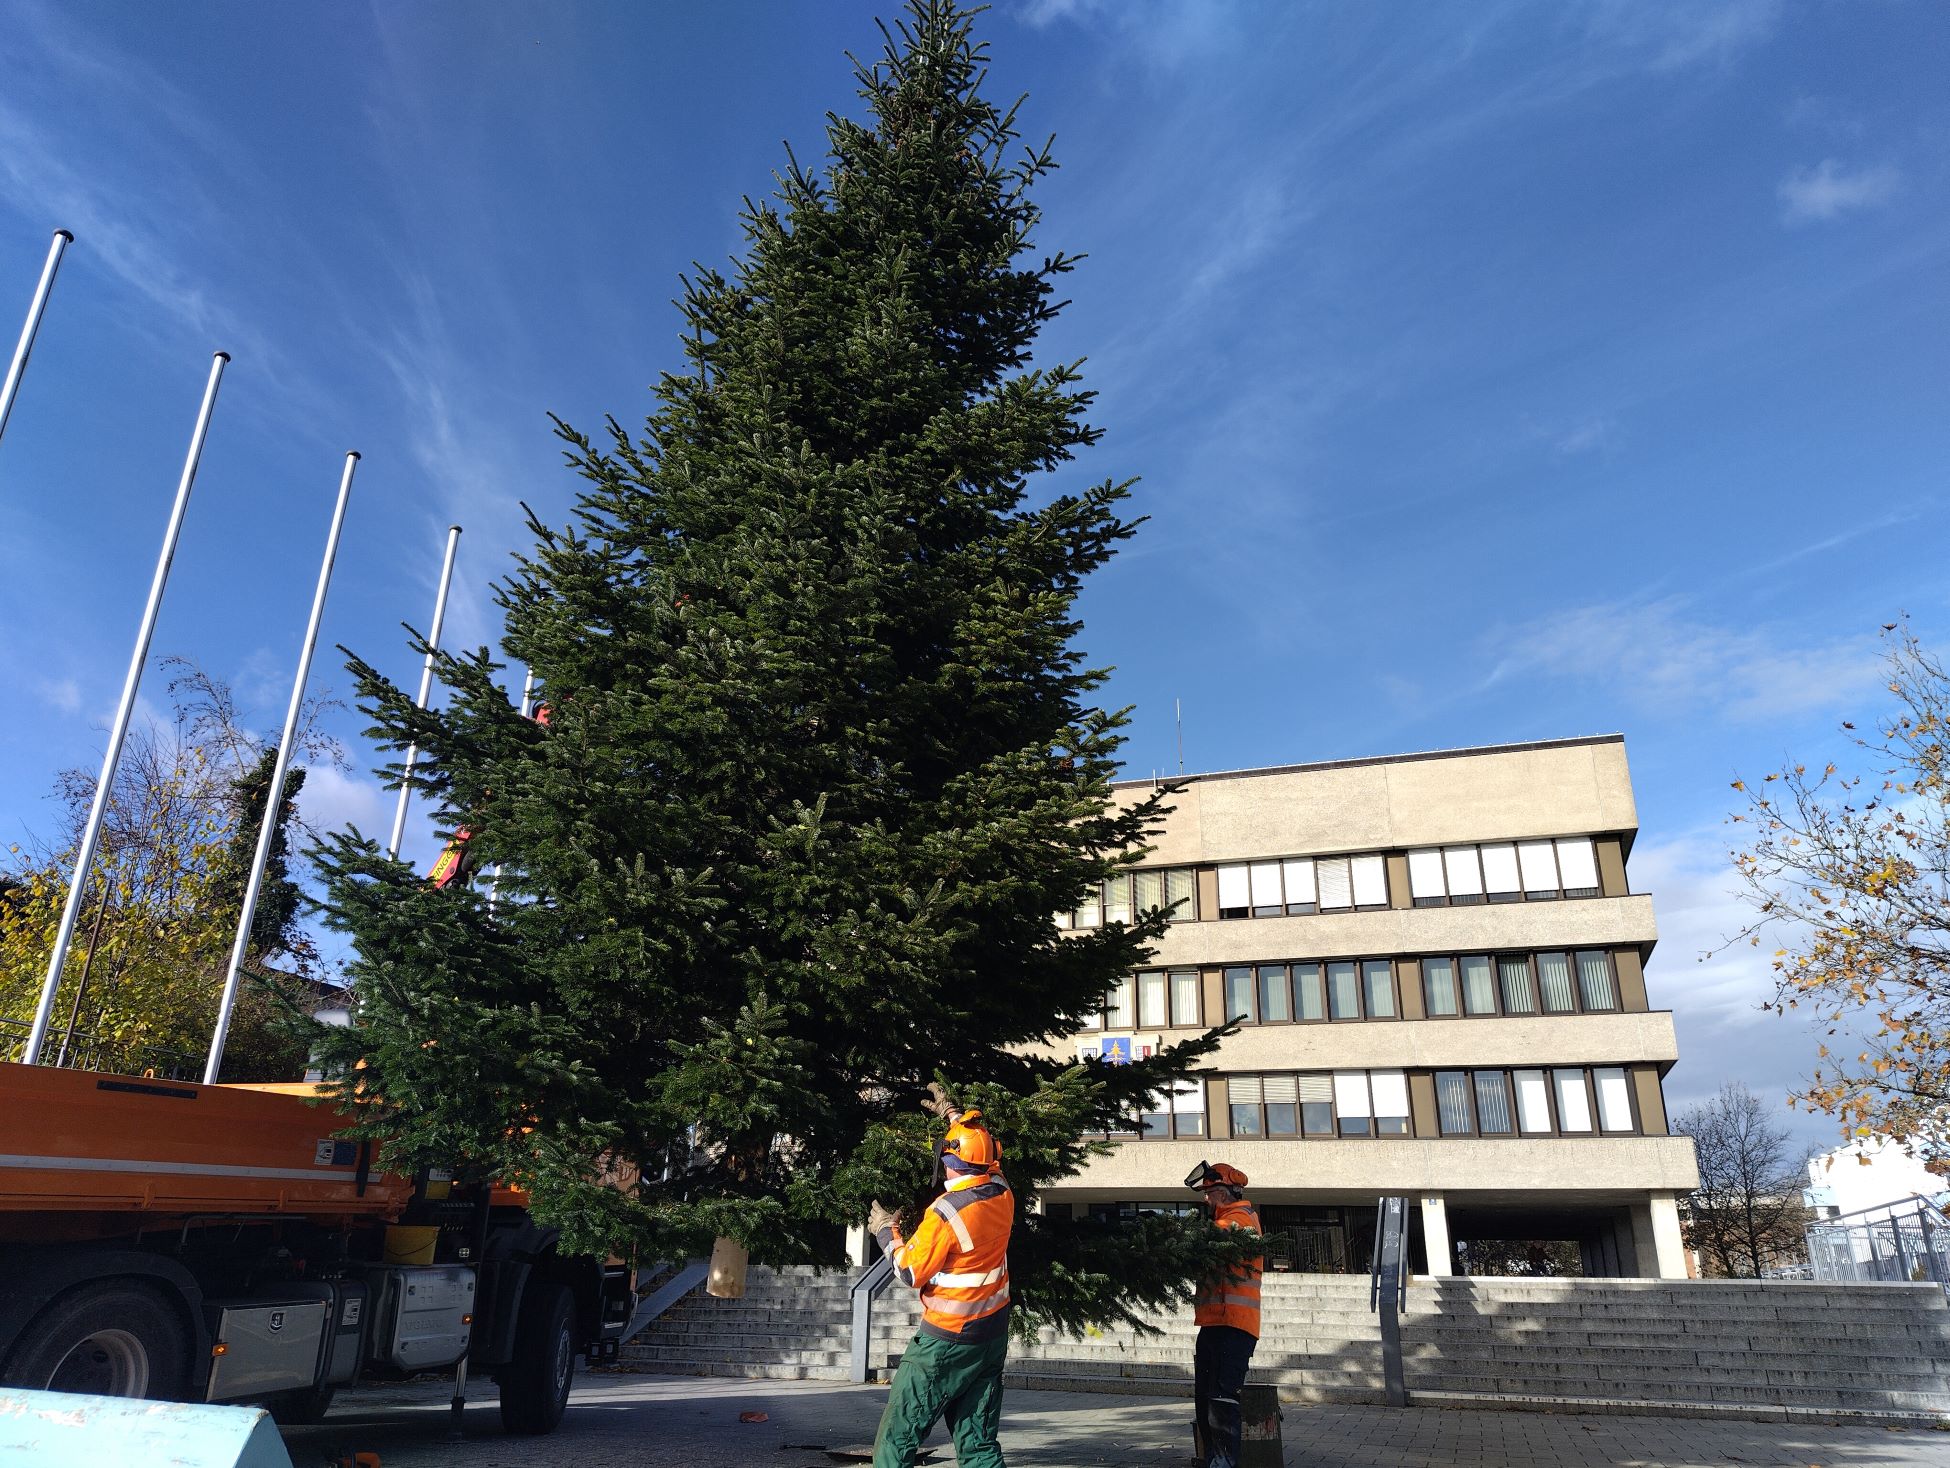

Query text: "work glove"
[867, 1200, 898, 1238]
[922, 1080, 964, 1122]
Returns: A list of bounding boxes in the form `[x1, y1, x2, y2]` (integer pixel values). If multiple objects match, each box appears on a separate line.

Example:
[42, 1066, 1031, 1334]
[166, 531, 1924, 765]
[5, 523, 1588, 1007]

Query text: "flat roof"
[1112, 733, 1626, 790]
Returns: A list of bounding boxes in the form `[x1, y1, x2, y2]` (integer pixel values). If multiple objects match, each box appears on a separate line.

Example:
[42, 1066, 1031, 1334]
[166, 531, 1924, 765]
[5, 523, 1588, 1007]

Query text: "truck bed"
[0, 1062, 410, 1220]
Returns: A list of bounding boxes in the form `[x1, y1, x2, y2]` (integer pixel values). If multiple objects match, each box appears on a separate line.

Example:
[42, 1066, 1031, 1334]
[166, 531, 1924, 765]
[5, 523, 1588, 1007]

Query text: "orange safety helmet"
[1185, 1160, 1248, 1191]
[942, 1109, 1001, 1173]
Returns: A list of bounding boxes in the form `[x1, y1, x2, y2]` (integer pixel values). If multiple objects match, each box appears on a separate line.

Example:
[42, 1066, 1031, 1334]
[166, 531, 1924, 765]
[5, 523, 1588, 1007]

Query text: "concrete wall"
[1121, 736, 1638, 867]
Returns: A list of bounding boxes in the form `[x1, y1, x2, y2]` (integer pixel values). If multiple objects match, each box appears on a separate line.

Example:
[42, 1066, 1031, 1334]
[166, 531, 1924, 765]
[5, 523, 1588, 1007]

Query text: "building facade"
[1041, 734, 1699, 1280]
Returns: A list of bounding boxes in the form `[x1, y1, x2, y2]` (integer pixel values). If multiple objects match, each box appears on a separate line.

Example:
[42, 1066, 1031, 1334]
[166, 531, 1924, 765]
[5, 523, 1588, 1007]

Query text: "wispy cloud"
[1582, 0, 1783, 74]
[38, 678, 81, 716]
[1523, 413, 1620, 458]
[1779, 159, 1902, 226]
[1482, 597, 1880, 723]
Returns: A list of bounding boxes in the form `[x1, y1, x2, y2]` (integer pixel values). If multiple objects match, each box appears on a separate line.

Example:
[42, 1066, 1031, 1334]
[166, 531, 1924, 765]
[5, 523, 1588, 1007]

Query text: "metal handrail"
[849, 1254, 897, 1383]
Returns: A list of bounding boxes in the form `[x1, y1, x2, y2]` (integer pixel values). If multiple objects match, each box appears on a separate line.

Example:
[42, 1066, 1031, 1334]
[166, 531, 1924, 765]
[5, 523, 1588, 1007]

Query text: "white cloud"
[1778, 159, 1901, 225]
[296, 764, 390, 841]
[1019, 0, 1106, 26]
[39, 678, 80, 715]
[1582, 0, 1783, 74]
[1482, 597, 1879, 724]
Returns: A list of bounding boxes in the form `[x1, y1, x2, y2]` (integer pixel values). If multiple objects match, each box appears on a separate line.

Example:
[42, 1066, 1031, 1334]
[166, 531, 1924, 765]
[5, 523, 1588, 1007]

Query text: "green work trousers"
[871, 1330, 1009, 1468]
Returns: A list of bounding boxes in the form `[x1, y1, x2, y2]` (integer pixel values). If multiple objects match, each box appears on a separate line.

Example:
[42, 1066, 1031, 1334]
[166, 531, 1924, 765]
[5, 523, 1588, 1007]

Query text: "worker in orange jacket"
[1187, 1161, 1263, 1468]
[866, 1098, 1014, 1468]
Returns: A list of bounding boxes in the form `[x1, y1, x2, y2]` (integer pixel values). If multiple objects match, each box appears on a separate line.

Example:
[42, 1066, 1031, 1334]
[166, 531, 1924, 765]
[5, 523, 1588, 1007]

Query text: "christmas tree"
[314, 0, 1250, 1331]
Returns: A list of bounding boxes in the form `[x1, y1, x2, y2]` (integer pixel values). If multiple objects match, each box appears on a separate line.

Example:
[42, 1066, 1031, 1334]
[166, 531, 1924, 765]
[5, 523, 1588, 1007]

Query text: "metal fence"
[1805, 1197, 1950, 1297]
[0, 1015, 201, 1081]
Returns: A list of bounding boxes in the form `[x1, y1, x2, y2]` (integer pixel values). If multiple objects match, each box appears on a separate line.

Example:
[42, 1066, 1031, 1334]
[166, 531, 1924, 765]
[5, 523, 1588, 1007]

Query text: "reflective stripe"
[920, 1282, 1010, 1316]
[932, 1196, 975, 1251]
[933, 1265, 1007, 1288]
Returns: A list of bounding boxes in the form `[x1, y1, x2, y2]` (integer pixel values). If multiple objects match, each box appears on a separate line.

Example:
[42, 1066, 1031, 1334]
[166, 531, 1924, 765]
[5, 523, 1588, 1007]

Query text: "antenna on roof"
[1176, 698, 1184, 776]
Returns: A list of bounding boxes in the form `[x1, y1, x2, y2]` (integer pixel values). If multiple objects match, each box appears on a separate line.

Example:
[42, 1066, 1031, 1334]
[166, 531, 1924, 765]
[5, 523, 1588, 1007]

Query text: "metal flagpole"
[203, 452, 360, 1083]
[485, 668, 535, 913]
[21, 351, 229, 1065]
[0, 229, 73, 449]
[387, 525, 461, 860]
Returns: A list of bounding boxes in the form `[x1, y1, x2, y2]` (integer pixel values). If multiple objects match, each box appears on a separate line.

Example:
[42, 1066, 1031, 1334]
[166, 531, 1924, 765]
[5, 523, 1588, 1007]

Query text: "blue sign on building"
[1101, 1036, 1132, 1065]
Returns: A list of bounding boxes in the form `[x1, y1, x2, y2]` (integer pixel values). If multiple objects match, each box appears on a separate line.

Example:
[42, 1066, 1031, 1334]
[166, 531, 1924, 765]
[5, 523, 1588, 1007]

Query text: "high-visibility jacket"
[875, 1171, 1013, 1342]
[1193, 1196, 1263, 1337]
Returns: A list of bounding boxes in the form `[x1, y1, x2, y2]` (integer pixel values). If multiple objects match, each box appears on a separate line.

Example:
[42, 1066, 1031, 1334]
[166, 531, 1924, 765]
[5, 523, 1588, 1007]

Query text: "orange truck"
[0, 1059, 634, 1434]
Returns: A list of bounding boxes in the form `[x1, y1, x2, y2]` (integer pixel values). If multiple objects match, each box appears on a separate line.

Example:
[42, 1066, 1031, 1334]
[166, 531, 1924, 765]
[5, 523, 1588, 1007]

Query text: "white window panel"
[1369, 1070, 1409, 1121]
[1333, 1071, 1371, 1118]
[1513, 1069, 1551, 1131]
[1595, 1068, 1633, 1131]
[1554, 1070, 1593, 1132]
[1106, 975, 1134, 1030]
[1281, 858, 1316, 906]
[1517, 840, 1559, 893]
[1138, 971, 1167, 1029]
[1248, 861, 1283, 909]
[1443, 846, 1483, 898]
[1165, 868, 1196, 921]
[1053, 909, 1073, 930]
[1172, 1079, 1205, 1115]
[1296, 1074, 1333, 1102]
[1133, 869, 1165, 913]
[1317, 857, 1354, 909]
[1480, 843, 1520, 895]
[1217, 864, 1250, 911]
[1261, 1075, 1298, 1103]
[1556, 837, 1599, 892]
[1351, 854, 1387, 907]
[1229, 1075, 1263, 1104]
[1407, 848, 1446, 900]
[1171, 969, 1200, 1027]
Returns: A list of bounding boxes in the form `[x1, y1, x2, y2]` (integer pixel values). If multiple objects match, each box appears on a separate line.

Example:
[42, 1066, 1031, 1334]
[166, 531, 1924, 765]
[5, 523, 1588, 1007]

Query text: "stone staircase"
[620, 1266, 1950, 1421]
[1403, 1277, 1950, 1419]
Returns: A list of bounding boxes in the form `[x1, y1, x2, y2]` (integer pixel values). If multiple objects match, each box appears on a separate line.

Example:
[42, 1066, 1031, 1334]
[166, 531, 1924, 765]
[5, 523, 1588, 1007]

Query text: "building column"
[1628, 1195, 1688, 1279]
[1418, 1194, 1452, 1277]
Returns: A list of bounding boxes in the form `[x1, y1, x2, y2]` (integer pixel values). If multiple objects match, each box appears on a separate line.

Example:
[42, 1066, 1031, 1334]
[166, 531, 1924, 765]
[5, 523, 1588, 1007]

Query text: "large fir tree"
[315, 0, 1247, 1332]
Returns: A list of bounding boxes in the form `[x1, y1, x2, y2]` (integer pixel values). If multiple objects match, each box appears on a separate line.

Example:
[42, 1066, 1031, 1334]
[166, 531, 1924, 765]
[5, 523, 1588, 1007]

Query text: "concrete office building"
[1044, 734, 1699, 1280]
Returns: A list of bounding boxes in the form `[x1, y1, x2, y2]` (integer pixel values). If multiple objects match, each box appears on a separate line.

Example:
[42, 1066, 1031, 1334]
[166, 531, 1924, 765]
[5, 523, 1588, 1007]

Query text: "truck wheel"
[0, 1280, 190, 1400]
[267, 1384, 337, 1424]
[499, 1281, 575, 1435]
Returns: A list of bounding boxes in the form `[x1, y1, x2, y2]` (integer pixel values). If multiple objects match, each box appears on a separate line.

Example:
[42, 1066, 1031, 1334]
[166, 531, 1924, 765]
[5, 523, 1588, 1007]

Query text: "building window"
[1263, 1075, 1298, 1137]
[1333, 1071, 1371, 1136]
[1424, 956, 1459, 1017]
[1498, 955, 1537, 1015]
[1327, 961, 1361, 1020]
[1215, 852, 1389, 919]
[1141, 1079, 1207, 1139]
[1106, 974, 1134, 1031]
[1576, 949, 1617, 1010]
[1230, 1076, 1264, 1137]
[1473, 1071, 1514, 1133]
[1594, 1067, 1634, 1132]
[1223, 967, 1254, 1023]
[1406, 836, 1604, 907]
[1171, 969, 1201, 1028]
[1537, 951, 1577, 1013]
[1435, 1071, 1473, 1134]
[1299, 1073, 1334, 1135]
[1258, 964, 1291, 1023]
[1138, 970, 1168, 1029]
[1554, 1069, 1594, 1133]
[1370, 1070, 1411, 1135]
[1363, 959, 1396, 1019]
[1461, 955, 1497, 1015]
[1513, 1069, 1552, 1133]
[1059, 867, 1197, 930]
[1294, 962, 1326, 1021]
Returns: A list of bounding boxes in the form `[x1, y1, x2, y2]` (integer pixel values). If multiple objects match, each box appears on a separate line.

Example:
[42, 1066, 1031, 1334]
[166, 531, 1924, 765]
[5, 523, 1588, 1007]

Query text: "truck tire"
[0, 1279, 190, 1400]
[498, 1281, 575, 1435]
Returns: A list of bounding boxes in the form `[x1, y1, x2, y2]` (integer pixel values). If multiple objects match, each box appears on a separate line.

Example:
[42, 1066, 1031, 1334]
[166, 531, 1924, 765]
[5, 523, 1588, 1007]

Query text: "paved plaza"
[279, 1372, 1950, 1468]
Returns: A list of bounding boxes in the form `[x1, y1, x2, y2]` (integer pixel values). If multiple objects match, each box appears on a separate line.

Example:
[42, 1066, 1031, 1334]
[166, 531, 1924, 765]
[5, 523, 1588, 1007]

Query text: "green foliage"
[312, 0, 1243, 1329]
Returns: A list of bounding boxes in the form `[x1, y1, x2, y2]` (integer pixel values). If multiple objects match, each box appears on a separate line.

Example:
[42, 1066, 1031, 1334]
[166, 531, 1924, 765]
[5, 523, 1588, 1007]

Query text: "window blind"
[1138, 970, 1167, 1028]
[1462, 955, 1497, 1014]
[1407, 848, 1446, 899]
[1536, 951, 1576, 1012]
[1480, 843, 1520, 896]
[1165, 867, 1195, 920]
[1555, 837, 1599, 892]
[1104, 877, 1133, 924]
[1229, 1075, 1262, 1104]
[1133, 869, 1164, 913]
[1369, 1070, 1409, 1121]
[1107, 975, 1134, 1030]
[1443, 846, 1483, 897]
[1172, 1079, 1205, 1115]
[1296, 1074, 1333, 1103]
[1363, 959, 1396, 1018]
[1517, 840, 1559, 893]
[1316, 857, 1353, 909]
[1327, 961, 1360, 1019]
[1576, 950, 1616, 1010]
[1261, 1075, 1298, 1104]
[1351, 854, 1387, 907]
[1217, 864, 1249, 911]
[1435, 1071, 1472, 1134]
[1281, 858, 1316, 906]
[1248, 861, 1283, 909]
[1474, 1072, 1513, 1132]
[1171, 969, 1200, 1026]
[1499, 956, 1536, 1014]
[1424, 957, 1459, 1016]
[1333, 1072, 1371, 1118]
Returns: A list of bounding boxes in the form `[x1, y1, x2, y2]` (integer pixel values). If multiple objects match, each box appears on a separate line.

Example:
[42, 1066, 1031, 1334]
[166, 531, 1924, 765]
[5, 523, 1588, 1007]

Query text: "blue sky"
[0, 1, 1944, 1142]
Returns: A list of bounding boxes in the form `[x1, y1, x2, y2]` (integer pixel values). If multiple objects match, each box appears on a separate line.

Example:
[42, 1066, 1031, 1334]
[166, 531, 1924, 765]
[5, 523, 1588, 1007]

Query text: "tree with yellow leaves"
[1730, 620, 1950, 1165]
[0, 662, 341, 1079]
